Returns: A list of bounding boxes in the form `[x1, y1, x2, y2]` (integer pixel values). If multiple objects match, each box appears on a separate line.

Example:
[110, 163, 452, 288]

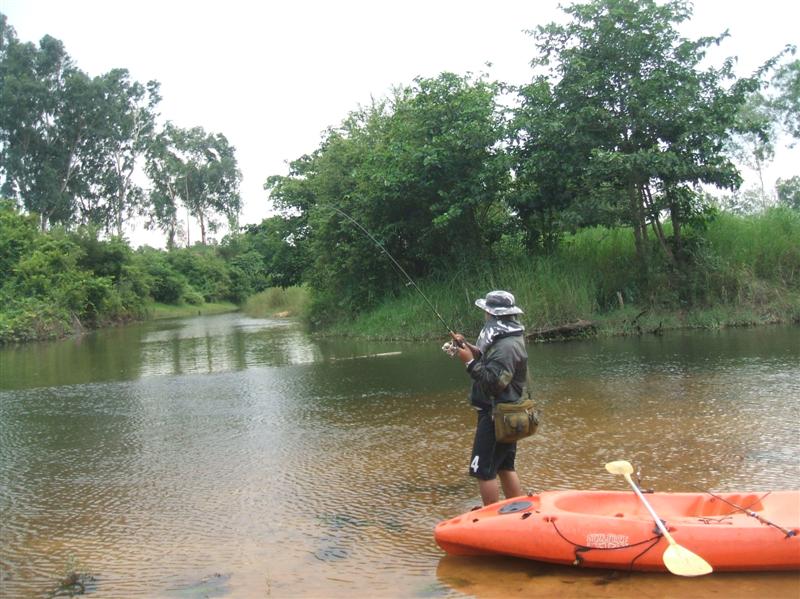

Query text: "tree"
[368, 73, 510, 269]
[513, 0, 760, 273]
[87, 70, 160, 237]
[233, 217, 308, 289]
[725, 50, 796, 205]
[145, 123, 241, 246]
[0, 21, 85, 229]
[770, 58, 800, 141]
[726, 92, 776, 203]
[0, 16, 160, 234]
[144, 124, 183, 247]
[776, 176, 800, 210]
[266, 72, 509, 322]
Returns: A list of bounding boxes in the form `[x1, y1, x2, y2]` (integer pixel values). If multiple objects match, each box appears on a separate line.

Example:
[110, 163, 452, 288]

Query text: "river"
[0, 313, 798, 597]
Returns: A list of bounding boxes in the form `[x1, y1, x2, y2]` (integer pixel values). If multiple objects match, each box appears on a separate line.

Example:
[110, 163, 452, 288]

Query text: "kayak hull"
[434, 490, 800, 572]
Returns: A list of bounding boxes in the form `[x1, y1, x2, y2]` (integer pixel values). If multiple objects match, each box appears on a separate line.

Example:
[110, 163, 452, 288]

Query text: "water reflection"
[0, 315, 798, 597]
[138, 314, 321, 377]
[436, 555, 800, 598]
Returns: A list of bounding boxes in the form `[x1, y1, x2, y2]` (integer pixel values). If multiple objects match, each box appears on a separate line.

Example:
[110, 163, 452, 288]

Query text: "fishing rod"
[322, 204, 460, 342]
[689, 485, 796, 538]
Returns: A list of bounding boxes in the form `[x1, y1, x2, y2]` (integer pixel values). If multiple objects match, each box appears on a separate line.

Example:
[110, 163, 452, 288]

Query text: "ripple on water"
[1, 323, 798, 597]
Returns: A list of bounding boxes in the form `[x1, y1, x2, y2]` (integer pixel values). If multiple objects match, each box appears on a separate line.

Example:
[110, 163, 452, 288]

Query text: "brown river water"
[0, 314, 798, 598]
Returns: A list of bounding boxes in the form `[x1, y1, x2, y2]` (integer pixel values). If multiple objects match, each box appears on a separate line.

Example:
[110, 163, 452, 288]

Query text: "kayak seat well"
[553, 492, 649, 517]
[551, 492, 767, 519]
[684, 494, 766, 517]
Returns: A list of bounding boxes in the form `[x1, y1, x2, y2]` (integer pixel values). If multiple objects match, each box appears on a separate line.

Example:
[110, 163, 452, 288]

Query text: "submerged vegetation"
[1, 1, 798, 345]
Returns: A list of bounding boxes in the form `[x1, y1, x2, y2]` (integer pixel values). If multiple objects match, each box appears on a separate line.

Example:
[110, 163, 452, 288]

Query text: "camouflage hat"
[475, 290, 524, 316]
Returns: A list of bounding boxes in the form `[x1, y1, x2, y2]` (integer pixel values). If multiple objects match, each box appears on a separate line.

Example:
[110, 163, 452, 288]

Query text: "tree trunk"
[629, 184, 645, 266]
[668, 190, 682, 262]
[641, 184, 676, 267]
[116, 186, 126, 238]
[199, 212, 206, 245]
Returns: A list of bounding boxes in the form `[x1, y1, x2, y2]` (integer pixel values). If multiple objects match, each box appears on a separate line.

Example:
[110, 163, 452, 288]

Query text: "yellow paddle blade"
[605, 460, 634, 476]
[663, 543, 713, 577]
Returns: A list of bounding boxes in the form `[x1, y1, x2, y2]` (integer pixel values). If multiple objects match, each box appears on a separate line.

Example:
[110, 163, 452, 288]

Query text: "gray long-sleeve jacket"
[466, 331, 528, 409]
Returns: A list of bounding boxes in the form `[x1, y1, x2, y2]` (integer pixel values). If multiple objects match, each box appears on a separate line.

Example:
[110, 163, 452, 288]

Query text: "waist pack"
[493, 398, 539, 443]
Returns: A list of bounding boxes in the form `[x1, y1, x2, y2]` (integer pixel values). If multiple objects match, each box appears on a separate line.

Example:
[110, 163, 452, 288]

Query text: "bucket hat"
[475, 290, 524, 316]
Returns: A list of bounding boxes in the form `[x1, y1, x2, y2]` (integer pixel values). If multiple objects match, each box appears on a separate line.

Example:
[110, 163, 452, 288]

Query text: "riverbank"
[321, 293, 800, 342]
[2, 209, 797, 346]
[241, 286, 310, 319]
[147, 301, 239, 320]
[317, 209, 800, 340]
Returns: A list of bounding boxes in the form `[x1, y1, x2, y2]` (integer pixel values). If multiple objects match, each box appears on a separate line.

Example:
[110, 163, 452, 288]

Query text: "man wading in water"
[450, 290, 529, 506]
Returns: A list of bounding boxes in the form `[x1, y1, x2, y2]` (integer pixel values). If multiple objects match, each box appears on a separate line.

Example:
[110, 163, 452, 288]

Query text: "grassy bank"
[147, 301, 240, 320]
[320, 208, 800, 340]
[241, 286, 310, 318]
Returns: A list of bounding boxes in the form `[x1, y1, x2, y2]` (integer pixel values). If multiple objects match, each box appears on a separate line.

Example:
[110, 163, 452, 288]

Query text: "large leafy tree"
[777, 176, 800, 210]
[267, 108, 384, 314]
[267, 72, 509, 322]
[145, 123, 242, 246]
[512, 0, 760, 270]
[0, 15, 161, 234]
[88, 70, 160, 237]
[366, 73, 510, 270]
[770, 58, 799, 141]
[0, 18, 86, 229]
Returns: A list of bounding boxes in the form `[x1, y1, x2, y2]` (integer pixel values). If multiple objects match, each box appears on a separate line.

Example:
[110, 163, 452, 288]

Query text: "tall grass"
[325, 208, 800, 339]
[703, 208, 800, 287]
[242, 286, 310, 318]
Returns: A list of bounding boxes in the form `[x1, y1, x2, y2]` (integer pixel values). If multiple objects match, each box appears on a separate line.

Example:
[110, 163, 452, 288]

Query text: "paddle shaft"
[623, 473, 677, 545]
[605, 460, 713, 576]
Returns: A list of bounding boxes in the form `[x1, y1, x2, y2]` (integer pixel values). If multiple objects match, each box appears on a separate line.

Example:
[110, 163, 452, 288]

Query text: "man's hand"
[450, 332, 479, 364]
[455, 344, 474, 364]
[450, 332, 467, 347]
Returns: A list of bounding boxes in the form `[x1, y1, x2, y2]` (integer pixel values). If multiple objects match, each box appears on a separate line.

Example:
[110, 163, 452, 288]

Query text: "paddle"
[605, 460, 713, 577]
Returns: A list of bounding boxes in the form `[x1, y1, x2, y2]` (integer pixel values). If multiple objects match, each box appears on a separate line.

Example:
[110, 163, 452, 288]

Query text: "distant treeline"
[0, 202, 303, 342]
[1, 0, 799, 342]
[0, 13, 241, 246]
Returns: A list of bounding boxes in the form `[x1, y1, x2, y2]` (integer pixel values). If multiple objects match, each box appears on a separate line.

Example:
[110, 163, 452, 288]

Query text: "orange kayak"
[435, 490, 800, 572]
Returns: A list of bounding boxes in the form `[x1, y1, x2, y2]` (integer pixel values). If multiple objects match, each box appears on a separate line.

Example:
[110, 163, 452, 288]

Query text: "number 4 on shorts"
[470, 455, 479, 473]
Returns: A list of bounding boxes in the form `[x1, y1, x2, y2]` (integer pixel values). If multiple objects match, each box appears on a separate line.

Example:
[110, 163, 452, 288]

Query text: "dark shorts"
[469, 408, 517, 480]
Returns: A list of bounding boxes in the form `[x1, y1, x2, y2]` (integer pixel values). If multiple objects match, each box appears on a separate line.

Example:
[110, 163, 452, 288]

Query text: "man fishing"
[450, 290, 529, 506]
[326, 208, 533, 505]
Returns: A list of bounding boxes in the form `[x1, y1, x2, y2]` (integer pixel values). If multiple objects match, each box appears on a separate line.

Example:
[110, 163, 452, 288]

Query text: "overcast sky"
[1, 0, 798, 246]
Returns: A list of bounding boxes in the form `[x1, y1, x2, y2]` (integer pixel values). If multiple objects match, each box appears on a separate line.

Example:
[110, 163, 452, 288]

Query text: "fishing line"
[321, 204, 458, 338]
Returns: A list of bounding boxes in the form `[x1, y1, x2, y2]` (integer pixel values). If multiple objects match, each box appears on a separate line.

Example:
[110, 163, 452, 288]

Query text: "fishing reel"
[441, 341, 460, 358]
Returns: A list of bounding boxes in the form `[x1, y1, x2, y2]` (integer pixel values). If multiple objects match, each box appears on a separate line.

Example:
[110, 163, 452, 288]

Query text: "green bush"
[0, 200, 38, 279]
[166, 246, 232, 303]
[134, 248, 188, 304]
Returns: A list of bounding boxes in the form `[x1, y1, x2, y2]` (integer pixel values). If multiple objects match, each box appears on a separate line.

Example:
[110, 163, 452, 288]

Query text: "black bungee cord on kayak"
[546, 518, 663, 571]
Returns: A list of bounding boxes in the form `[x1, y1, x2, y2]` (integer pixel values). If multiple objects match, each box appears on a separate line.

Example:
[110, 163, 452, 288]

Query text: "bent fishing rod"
[322, 204, 461, 343]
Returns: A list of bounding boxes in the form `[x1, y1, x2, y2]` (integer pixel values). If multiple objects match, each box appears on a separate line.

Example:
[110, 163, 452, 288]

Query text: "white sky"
[1, 0, 798, 247]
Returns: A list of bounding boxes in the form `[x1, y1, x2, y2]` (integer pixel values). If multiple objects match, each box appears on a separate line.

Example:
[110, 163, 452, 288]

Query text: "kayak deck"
[434, 490, 800, 572]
